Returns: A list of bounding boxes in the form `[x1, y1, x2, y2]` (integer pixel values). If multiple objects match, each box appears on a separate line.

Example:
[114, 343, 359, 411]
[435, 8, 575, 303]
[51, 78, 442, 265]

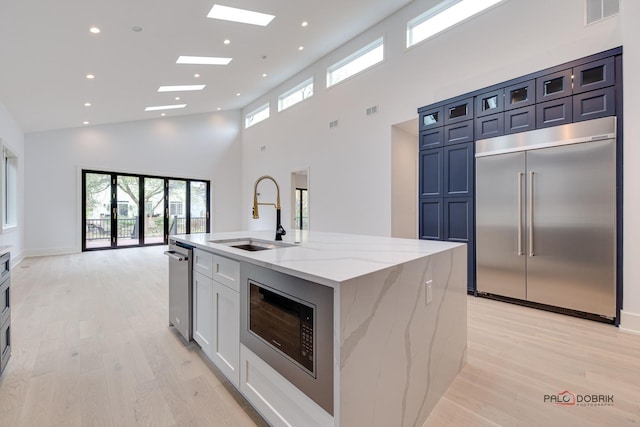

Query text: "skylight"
[207, 4, 275, 26]
[176, 56, 232, 65]
[145, 104, 187, 112]
[407, 0, 504, 48]
[158, 85, 206, 92]
[327, 37, 384, 88]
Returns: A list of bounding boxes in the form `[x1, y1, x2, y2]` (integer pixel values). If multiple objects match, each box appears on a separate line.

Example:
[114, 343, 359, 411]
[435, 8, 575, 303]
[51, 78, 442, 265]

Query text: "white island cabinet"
[173, 230, 467, 427]
[192, 248, 240, 387]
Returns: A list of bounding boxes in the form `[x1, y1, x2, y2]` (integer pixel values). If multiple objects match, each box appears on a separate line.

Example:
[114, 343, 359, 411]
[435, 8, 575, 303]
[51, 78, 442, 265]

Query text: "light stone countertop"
[170, 230, 464, 287]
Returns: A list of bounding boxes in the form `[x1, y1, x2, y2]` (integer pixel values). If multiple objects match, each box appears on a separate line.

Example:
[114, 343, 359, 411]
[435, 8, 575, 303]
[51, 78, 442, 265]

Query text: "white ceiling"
[0, 0, 414, 133]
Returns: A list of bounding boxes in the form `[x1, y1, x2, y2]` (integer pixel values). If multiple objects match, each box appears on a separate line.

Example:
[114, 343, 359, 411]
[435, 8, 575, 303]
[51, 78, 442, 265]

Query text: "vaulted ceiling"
[0, 0, 414, 133]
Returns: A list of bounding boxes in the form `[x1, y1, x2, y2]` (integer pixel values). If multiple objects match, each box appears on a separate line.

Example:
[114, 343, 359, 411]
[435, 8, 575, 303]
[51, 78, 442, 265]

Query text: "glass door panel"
[295, 188, 309, 230]
[116, 176, 140, 246]
[144, 178, 165, 244]
[84, 172, 112, 249]
[190, 181, 208, 233]
[169, 180, 187, 235]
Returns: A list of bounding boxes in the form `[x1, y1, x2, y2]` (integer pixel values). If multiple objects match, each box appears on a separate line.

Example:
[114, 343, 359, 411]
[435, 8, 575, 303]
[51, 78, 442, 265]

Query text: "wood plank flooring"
[2, 246, 640, 426]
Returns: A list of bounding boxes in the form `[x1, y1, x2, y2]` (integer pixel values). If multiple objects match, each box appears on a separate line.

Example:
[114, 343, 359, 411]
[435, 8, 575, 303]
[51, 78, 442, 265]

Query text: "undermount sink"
[209, 238, 296, 251]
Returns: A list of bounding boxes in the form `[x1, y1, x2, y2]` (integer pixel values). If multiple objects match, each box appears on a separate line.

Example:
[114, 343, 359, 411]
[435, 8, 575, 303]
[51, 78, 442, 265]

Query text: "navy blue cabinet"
[573, 57, 615, 94]
[444, 198, 474, 292]
[444, 120, 474, 145]
[444, 98, 474, 125]
[419, 149, 443, 198]
[505, 80, 535, 110]
[444, 142, 474, 198]
[505, 105, 535, 134]
[475, 88, 504, 118]
[573, 87, 615, 122]
[420, 128, 444, 150]
[419, 106, 444, 131]
[537, 69, 572, 103]
[476, 113, 504, 139]
[419, 200, 443, 240]
[536, 97, 573, 128]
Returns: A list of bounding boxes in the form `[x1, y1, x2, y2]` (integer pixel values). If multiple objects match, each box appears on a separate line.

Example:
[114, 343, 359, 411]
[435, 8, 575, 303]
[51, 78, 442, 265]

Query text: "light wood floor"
[2, 247, 640, 426]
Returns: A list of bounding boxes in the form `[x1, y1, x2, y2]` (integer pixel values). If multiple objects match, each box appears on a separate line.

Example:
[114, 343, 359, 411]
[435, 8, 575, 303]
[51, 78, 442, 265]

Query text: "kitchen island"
[171, 230, 467, 427]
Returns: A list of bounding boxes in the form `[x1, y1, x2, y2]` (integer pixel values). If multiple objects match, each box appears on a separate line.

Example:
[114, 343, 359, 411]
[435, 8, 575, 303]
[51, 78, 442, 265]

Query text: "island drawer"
[193, 249, 214, 278]
[212, 254, 240, 292]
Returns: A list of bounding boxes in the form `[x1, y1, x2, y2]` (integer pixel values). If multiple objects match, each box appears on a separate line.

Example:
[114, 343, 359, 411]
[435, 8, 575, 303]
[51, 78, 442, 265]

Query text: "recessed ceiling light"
[158, 85, 206, 92]
[217, 107, 222, 111]
[83, 121, 90, 125]
[301, 21, 308, 27]
[145, 104, 187, 112]
[224, 39, 231, 45]
[86, 74, 95, 79]
[207, 4, 275, 26]
[161, 113, 166, 117]
[298, 46, 304, 51]
[89, 27, 100, 34]
[262, 73, 267, 77]
[236, 93, 240, 96]
[175, 96, 180, 101]
[194, 74, 200, 78]
[177, 56, 232, 65]
[84, 102, 91, 107]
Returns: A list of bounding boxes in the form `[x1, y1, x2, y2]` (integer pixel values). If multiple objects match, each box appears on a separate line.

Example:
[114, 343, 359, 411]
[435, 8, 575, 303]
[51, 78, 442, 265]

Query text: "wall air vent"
[366, 106, 378, 116]
[585, 0, 619, 25]
[329, 120, 338, 128]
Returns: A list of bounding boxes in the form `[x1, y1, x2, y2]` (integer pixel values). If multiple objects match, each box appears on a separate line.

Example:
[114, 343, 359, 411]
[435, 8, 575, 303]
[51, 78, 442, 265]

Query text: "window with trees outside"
[83, 170, 210, 251]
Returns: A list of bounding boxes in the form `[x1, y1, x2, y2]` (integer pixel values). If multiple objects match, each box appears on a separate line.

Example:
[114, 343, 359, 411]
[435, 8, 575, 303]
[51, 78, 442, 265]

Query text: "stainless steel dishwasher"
[164, 240, 193, 341]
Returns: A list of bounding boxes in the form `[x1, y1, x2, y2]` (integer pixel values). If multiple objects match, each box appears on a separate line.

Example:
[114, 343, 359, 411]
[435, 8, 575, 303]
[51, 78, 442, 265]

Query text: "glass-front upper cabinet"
[573, 57, 615, 94]
[536, 69, 572, 103]
[444, 97, 473, 125]
[475, 88, 504, 118]
[419, 106, 444, 130]
[505, 80, 535, 110]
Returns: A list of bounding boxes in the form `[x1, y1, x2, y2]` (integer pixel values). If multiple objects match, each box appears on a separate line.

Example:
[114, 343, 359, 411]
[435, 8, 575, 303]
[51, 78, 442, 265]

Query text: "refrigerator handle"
[517, 172, 524, 256]
[529, 171, 535, 257]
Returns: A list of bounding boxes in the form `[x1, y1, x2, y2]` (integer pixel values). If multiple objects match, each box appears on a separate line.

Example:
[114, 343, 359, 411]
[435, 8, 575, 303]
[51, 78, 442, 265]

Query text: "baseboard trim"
[10, 251, 25, 268]
[23, 247, 79, 258]
[619, 310, 640, 335]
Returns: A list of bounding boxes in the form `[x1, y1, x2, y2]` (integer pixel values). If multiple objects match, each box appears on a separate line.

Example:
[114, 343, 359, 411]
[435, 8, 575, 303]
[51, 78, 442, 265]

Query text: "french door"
[82, 170, 210, 251]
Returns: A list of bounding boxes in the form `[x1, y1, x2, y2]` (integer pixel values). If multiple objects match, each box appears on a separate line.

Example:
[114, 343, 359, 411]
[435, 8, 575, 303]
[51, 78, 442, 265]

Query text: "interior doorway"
[391, 119, 418, 238]
[291, 169, 309, 230]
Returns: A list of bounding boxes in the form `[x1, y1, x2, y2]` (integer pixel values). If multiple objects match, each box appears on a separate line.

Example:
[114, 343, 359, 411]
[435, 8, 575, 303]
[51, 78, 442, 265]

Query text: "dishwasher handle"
[164, 251, 188, 262]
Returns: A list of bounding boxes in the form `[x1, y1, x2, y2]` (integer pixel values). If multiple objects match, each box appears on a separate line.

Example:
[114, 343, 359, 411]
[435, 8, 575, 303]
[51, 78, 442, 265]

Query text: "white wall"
[620, 0, 640, 332]
[25, 111, 242, 256]
[242, 0, 621, 236]
[0, 102, 25, 265]
[241, 0, 640, 329]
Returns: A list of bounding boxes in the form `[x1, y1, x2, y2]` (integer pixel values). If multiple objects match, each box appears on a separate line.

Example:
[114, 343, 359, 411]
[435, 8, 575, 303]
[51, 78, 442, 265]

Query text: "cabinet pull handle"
[517, 172, 524, 256]
[529, 171, 535, 257]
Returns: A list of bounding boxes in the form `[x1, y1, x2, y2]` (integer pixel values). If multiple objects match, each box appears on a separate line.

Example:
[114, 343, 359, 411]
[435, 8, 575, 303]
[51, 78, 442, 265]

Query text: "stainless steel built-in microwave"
[249, 281, 316, 375]
[240, 262, 334, 415]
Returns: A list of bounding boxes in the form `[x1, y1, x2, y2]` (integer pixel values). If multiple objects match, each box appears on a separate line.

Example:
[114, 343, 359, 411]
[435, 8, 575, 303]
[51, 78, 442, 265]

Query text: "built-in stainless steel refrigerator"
[475, 117, 616, 318]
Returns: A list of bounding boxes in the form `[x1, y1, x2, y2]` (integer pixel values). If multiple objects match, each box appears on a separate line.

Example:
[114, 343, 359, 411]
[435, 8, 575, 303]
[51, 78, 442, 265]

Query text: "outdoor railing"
[86, 216, 207, 240]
